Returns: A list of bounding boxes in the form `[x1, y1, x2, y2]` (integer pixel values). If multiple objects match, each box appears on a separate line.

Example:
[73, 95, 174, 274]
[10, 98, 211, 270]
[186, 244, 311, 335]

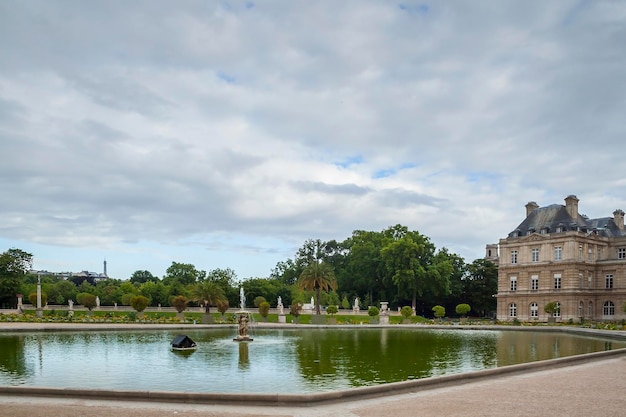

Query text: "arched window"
[578, 301, 584, 318]
[509, 303, 517, 318]
[530, 302, 538, 318]
[603, 301, 615, 316]
[554, 302, 561, 317]
[588, 301, 593, 317]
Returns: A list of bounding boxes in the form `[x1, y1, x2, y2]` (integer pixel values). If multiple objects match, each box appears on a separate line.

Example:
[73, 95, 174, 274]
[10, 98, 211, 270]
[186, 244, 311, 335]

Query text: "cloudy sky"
[1, 1, 625, 281]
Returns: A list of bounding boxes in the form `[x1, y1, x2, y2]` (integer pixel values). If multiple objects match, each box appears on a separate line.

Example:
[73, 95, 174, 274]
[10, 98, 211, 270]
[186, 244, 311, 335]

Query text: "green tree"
[341, 295, 350, 310]
[455, 303, 471, 317]
[290, 302, 302, 318]
[163, 262, 205, 286]
[216, 298, 229, 317]
[432, 305, 445, 319]
[129, 270, 158, 284]
[253, 296, 267, 307]
[258, 301, 270, 318]
[298, 261, 337, 315]
[171, 295, 188, 313]
[544, 301, 560, 316]
[0, 248, 33, 308]
[28, 291, 47, 307]
[77, 293, 97, 311]
[463, 259, 498, 317]
[326, 305, 338, 316]
[192, 280, 226, 314]
[380, 229, 433, 312]
[130, 295, 149, 312]
[342, 230, 388, 307]
[400, 306, 413, 319]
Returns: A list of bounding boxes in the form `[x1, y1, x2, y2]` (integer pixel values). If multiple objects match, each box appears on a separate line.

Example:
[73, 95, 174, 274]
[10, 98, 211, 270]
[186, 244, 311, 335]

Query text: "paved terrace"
[1, 322, 625, 417]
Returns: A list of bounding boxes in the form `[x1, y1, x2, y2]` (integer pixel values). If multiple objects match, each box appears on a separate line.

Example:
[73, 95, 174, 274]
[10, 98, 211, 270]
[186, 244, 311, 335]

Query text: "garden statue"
[277, 296, 284, 315]
[234, 287, 253, 341]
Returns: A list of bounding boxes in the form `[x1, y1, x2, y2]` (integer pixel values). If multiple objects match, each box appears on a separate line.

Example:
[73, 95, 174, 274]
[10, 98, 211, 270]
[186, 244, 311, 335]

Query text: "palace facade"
[493, 195, 626, 322]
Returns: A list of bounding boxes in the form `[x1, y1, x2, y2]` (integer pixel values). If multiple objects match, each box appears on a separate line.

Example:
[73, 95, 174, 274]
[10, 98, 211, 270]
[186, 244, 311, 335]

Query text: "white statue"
[277, 296, 284, 315]
[353, 297, 359, 309]
[68, 299, 74, 309]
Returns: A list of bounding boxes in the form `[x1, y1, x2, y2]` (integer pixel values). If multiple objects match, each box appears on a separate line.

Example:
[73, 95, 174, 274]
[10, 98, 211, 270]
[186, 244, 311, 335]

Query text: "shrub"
[130, 295, 149, 313]
[544, 302, 559, 316]
[432, 305, 445, 319]
[400, 306, 413, 319]
[171, 296, 188, 313]
[341, 296, 350, 310]
[455, 303, 471, 317]
[368, 306, 380, 317]
[326, 305, 338, 316]
[253, 296, 267, 308]
[258, 301, 270, 318]
[290, 302, 302, 317]
[77, 293, 97, 311]
[216, 299, 229, 316]
[28, 292, 47, 307]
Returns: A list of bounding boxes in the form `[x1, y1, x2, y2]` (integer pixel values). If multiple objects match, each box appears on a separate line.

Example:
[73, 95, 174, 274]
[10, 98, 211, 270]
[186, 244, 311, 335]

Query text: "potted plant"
[130, 295, 149, 319]
[171, 295, 188, 320]
[432, 305, 445, 321]
[368, 306, 380, 324]
[400, 306, 413, 324]
[290, 302, 302, 323]
[77, 293, 97, 317]
[544, 302, 559, 324]
[216, 299, 229, 320]
[326, 304, 338, 324]
[455, 303, 471, 323]
[258, 301, 270, 321]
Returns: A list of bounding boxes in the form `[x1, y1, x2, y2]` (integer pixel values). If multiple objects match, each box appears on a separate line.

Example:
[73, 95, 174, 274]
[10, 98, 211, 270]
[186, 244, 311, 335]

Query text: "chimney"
[614, 209, 625, 231]
[525, 201, 539, 217]
[564, 195, 579, 219]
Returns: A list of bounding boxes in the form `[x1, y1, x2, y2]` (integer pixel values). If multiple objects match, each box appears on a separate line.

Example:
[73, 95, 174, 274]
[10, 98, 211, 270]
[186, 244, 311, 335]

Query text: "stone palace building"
[492, 195, 626, 322]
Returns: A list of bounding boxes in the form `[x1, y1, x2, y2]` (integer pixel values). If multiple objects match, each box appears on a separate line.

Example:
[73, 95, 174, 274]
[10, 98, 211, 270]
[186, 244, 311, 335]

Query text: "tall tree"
[192, 280, 226, 314]
[463, 259, 498, 317]
[129, 270, 158, 284]
[298, 261, 337, 315]
[380, 228, 449, 312]
[163, 262, 205, 286]
[342, 230, 388, 305]
[0, 248, 33, 308]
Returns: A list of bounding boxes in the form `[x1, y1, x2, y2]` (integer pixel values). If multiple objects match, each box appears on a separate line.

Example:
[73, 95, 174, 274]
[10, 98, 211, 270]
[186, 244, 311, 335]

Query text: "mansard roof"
[509, 204, 626, 238]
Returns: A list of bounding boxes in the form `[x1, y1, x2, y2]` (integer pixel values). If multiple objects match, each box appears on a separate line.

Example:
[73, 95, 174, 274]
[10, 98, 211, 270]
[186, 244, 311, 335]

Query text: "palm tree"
[298, 261, 337, 315]
[192, 281, 226, 314]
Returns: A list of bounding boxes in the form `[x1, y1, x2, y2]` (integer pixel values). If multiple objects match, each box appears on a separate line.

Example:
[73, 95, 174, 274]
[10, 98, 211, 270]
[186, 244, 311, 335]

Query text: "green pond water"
[0, 328, 623, 394]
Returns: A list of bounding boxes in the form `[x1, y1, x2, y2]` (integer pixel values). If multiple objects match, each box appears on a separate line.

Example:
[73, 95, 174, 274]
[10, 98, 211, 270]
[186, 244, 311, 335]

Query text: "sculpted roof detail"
[510, 204, 625, 238]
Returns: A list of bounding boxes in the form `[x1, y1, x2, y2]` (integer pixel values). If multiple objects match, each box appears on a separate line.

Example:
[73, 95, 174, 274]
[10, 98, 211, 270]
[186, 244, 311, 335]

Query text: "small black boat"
[171, 334, 197, 351]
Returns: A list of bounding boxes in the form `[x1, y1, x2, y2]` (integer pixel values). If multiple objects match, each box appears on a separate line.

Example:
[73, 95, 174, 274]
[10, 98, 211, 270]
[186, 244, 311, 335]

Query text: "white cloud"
[1, 1, 625, 279]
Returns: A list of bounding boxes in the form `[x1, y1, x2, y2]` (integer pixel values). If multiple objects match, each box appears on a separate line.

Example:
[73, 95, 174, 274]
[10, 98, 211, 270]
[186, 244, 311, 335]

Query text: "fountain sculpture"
[233, 287, 253, 342]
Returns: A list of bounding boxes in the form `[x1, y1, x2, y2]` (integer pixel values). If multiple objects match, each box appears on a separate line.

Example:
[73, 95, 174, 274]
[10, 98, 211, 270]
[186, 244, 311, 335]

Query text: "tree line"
[0, 224, 498, 317]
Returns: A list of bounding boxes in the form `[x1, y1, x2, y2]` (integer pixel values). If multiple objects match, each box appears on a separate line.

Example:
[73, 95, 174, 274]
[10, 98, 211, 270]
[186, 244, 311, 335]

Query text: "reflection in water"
[0, 328, 622, 394]
[238, 342, 249, 369]
[0, 334, 31, 383]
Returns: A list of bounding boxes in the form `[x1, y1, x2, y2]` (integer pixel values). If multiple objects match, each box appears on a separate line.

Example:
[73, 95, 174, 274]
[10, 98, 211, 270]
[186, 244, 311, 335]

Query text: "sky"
[1, 1, 625, 281]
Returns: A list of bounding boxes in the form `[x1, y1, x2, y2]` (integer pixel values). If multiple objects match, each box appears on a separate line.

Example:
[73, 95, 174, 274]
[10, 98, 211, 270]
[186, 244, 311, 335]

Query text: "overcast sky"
[1, 1, 625, 281]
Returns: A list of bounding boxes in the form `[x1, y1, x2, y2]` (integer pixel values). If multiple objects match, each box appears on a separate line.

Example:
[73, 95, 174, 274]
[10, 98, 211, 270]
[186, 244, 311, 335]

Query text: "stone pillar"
[16, 294, 23, 314]
[379, 301, 389, 325]
[36, 275, 43, 318]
